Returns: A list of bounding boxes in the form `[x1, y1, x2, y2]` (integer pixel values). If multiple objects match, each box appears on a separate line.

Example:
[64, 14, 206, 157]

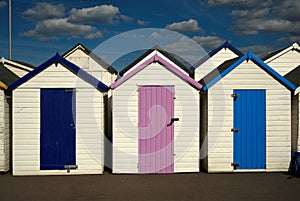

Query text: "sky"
[0, 0, 299, 71]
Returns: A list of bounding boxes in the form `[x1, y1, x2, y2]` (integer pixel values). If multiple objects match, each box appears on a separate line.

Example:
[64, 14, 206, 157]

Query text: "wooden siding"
[265, 49, 300, 76]
[0, 91, 10, 172]
[194, 48, 239, 81]
[4, 64, 31, 78]
[64, 48, 117, 87]
[112, 62, 199, 174]
[204, 60, 291, 172]
[12, 64, 105, 175]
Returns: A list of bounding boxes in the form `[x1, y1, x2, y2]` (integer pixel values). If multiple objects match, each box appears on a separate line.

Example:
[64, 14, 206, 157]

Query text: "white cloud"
[85, 31, 103, 39]
[138, 20, 149, 26]
[119, 14, 133, 22]
[23, 18, 102, 40]
[166, 19, 203, 32]
[209, 0, 300, 37]
[0, 1, 7, 8]
[24, 2, 65, 20]
[192, 36, 225, 50]
[233, 18, 300, 35]
[68, 5, 131, 24]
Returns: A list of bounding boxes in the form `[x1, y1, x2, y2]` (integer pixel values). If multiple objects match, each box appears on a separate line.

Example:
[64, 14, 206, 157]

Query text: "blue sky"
[0, 0, 299, 70]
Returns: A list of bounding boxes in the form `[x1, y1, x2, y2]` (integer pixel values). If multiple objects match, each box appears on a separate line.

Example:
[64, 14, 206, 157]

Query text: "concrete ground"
[0, 172, 299, 201]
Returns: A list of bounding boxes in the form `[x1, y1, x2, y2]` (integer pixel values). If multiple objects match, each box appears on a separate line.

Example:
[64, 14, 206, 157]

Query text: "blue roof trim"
[8, 53, 61, 91]
[8, 53, 109, 92]
[203, 50, 296, 91]
[59, 58, 109, 92]
[202, 54, 247, 91]
[191, 40, 243, 71]
[249, 52, 296, 91]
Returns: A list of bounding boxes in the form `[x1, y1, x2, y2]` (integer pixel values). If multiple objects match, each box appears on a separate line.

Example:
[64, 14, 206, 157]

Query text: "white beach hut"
[111, 47, 202, 174]
[0, 65, 19, 172]
[9, 53, 109, 175]
[200, 51, 296, 173]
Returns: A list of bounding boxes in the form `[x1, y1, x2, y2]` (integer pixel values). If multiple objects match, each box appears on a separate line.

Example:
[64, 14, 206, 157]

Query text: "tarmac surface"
[0, 171, 299, 201]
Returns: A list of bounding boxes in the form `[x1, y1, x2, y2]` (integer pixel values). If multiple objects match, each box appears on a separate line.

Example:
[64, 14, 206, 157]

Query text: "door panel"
[40, 88, 76, 170]
[138, 86, 174, 173]
[233, 89, 266, 169]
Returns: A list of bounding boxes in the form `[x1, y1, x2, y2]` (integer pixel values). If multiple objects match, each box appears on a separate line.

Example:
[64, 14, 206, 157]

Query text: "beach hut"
[8, 53, 109, 175]
[200, 50, 296, 173]
[263, 43, 300, 76]
[1, 57, 35, 77]
[284, 67, 300, 152]
[111, 47, 202, 174]
[0, 65, 19, 172]
[192, 41, 243, 81]
[62, 43, 117, 86]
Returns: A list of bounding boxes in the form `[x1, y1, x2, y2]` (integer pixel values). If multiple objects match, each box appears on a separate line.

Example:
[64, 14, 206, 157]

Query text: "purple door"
[138, 86, 174, 174]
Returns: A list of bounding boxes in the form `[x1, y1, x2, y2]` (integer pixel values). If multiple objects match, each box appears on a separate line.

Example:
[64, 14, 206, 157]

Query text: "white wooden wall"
[203, 60, 291, 172]
[4, 65, 31, 78]
[265, 49, 300, 76]
[13, 63, 105, 175]
[112, 62, 199, 173]
[64, 48, 117, 87]
[0, 91, 10, 172]
[194, 48, 239, 81]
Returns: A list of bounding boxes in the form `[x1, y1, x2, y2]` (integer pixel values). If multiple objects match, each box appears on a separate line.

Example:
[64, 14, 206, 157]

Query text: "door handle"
[70, 123, 75, 128]
[167, 118, 179, 127]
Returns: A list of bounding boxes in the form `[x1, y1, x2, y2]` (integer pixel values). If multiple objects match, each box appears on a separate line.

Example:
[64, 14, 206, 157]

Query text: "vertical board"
[138, 86, 174, 173]
[233, 89, 266, 169]
[40, 89, 76, 170]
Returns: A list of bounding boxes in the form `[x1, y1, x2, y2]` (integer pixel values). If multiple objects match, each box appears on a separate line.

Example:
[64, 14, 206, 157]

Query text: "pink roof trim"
[110, 53, 202, 90]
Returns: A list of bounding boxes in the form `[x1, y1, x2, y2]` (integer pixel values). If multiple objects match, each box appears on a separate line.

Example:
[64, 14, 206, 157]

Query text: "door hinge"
[231, 163, 239, 170]
[65, 89, 77, 93]
[231, 93, 240, 99]
[231, 128, 239, 133]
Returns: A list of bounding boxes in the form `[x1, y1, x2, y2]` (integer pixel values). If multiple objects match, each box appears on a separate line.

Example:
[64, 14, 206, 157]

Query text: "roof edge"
[8, 53, 109, 92]
[110, 52, 202, 90]
[191, 40, 243, 70]
[202, 50, 296, 91]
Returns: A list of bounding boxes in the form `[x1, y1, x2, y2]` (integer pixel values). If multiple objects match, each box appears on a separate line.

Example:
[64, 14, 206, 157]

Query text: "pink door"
[138, 86, 174, 173]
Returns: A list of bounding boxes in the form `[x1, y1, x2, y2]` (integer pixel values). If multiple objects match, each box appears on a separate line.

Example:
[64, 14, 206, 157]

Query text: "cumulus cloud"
[192, 36, 225, 50]
[209, 0, 300, 37]
[23, 18, 102, 40]
[138, 20, 149, 26]
[22, 4, 133, 40]
[68, 5, 130, 24]
[0, 1, 7, 8]
[166, 19, 203, 32]
[24, 2, 65, 20]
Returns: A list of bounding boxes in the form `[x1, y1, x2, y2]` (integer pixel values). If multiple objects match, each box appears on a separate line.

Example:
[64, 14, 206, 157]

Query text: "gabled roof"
[0, 63, 19, 89]
[8, 53, 109, 92]
[200, 51, 296, 91]
[262, 43, 300, 62]
[284, 65, 300, 87]
[1, 57, 35, 71]
[191, 40, 243, 71]
[119, 46, 194, 77]
[62, 43, 117, 75]
[110, 51, 202, 90]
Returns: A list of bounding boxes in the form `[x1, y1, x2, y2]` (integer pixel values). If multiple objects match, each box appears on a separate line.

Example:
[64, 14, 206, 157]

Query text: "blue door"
[40, 89, 76, 170]
[233, 89, 266, 169]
